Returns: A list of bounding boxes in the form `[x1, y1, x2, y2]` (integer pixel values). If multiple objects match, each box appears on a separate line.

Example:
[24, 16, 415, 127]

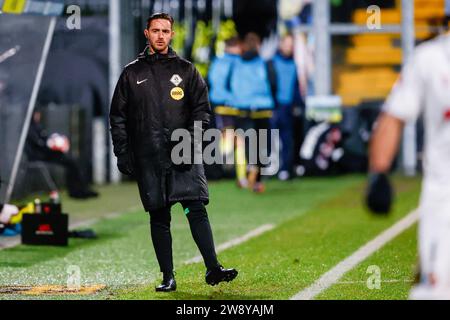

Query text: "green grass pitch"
[0, 175, 421, 300]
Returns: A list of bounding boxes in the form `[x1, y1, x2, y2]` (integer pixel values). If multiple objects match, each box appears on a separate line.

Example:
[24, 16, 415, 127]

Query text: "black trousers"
[28, 149, 90, 196]
[149, 200, 220, 273]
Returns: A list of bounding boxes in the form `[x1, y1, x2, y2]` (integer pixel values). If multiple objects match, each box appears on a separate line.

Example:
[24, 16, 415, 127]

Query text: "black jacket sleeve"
[185, 65, 212, 163]
[187, 65, 212, 135]
[28, 121, 49, 150]
[109, 69, 130, 157]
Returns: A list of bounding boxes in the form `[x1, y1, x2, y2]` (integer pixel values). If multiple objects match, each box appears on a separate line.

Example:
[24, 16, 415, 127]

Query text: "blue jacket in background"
[208, 53, 239, 106]
[228, 54, 274, 110]
[272, 52, 300, 106]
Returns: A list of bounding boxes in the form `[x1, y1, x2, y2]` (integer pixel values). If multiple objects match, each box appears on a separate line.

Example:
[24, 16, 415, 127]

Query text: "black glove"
[365, 173, 393, 214]
[117, 153, 134, 176]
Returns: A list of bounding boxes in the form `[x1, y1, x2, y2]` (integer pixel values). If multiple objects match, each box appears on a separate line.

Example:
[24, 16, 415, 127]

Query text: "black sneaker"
[205, 265, 238, 286]
[155, 274, 177, 292]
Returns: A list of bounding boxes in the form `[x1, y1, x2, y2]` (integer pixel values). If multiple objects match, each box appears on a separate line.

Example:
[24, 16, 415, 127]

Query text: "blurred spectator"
[228, 33, 276, 192]
[270, 33, 303, 180]
[280, 0, 314, 98]
[208, 36, 242, 181]
[208, 36, 241, 130]
[25, 110, 99, 199]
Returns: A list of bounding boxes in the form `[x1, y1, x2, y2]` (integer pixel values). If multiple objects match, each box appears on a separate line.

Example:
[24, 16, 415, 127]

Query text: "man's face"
[226, 43, 242, 55]
[279, 35, 294, 57]
[144, 19, 174, 54]
[33, 111, 41, 123]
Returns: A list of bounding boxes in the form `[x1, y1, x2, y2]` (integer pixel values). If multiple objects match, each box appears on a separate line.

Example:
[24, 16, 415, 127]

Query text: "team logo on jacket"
[170, 74, 183, 86]
[170, 87, 184, 100]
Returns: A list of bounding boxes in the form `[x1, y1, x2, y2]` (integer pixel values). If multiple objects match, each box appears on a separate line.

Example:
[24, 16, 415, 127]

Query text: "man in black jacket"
[109, 13, 237, 292]
[26, 110, 99, 199]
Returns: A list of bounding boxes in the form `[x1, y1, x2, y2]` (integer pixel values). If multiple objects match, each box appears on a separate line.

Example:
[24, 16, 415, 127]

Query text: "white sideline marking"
[184, 224, 275, 265]
[337, 279, 413, 284]
[291, 210, 419, 300]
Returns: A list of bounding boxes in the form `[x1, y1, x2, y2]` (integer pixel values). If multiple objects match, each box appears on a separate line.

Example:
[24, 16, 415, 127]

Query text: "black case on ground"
[21, 212, 68, 246]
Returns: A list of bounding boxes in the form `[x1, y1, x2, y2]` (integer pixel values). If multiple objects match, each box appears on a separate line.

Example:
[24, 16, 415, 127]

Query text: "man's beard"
[150, 42, 168, 54]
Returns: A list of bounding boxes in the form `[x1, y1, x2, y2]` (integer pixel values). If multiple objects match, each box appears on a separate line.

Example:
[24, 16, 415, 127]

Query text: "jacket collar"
[275, 51, 294, 61]
[138, 45, 177, 62]
[242, 50, 259, 61]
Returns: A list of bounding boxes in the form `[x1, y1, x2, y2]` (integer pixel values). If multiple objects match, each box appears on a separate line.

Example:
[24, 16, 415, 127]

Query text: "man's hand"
[365, 173, 393, 214]
[117, 153, 134, 176]
[0, 204, 19, 224]
[366, 113, 403, 215]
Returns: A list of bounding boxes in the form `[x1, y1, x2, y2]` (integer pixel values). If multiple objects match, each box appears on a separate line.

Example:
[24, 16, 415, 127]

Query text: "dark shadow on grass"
[112, 283, 272, 300]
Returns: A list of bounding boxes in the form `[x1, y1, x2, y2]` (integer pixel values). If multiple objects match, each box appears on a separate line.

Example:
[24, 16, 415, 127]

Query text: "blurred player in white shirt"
[367, 30, 450, 299]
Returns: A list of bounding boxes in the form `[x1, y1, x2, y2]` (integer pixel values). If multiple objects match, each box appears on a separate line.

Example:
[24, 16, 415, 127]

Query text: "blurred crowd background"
[0, 0, 449, 202]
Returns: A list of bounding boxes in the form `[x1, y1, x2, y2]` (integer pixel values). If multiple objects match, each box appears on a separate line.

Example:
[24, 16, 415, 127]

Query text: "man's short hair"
[147, 12, 174, 29]
[224, 36, 240, 48]
[243, 32, 261, 51]
[280, 32, 294, 40]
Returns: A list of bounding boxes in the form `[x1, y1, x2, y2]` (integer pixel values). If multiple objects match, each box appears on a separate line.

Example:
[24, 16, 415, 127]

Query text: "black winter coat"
[109, 47, 211, 211]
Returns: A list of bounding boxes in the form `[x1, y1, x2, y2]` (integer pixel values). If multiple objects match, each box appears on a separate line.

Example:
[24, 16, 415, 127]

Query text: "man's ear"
[144, 28, 149, 39]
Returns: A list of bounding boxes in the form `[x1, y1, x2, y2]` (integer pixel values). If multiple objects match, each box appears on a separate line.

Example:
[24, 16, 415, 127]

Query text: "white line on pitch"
[184, 224, 275, 265]
[291, 210, 419, 300]
[337, 279, 413, 284]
